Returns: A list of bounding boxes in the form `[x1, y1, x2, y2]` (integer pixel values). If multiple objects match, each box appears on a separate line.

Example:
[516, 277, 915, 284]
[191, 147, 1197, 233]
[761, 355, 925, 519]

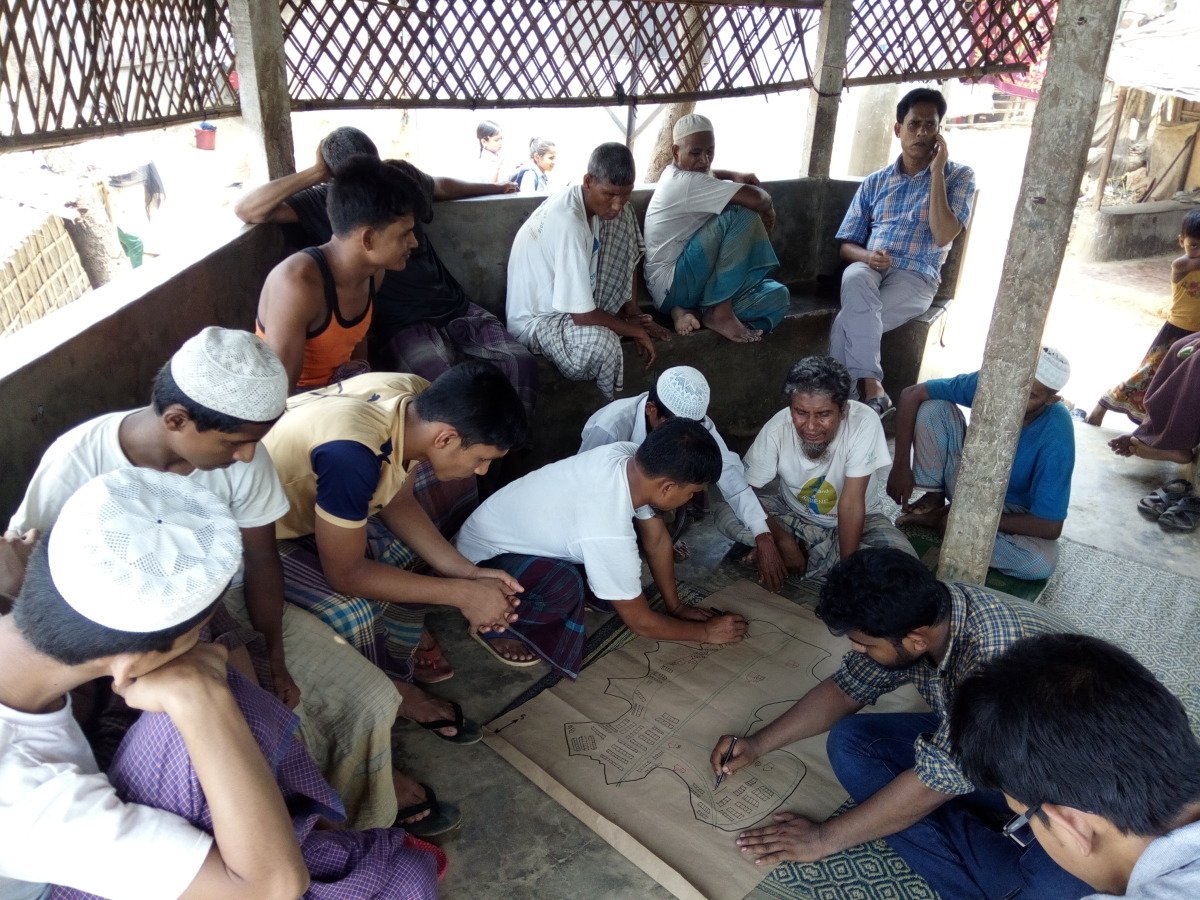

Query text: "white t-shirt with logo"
[0, 696, 212, 899]
[505, 185, 602, 343]
[455, 443, 654, 601]
[743, 401, 891, 528]
[643, 164, 742, 305]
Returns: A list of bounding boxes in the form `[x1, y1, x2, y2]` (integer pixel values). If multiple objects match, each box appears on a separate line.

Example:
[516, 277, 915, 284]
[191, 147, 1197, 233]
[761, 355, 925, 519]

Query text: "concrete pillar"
[801, 0, 852, 177]
[846, 84, 898, 177]
[937, 0, 1125, 585]
[229, 0, 295, 181]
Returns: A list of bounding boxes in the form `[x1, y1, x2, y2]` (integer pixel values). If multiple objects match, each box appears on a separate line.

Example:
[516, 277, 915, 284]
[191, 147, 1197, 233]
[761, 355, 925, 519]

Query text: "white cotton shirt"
[6, 411, 290, 583]
[0, 696, 212, 900]
[455, 443, 654, 601]
[643, 164, 743, 305]
[579, 394, 769, 538]
[743, 401, 891, 528]
[505, 185, 602, 344]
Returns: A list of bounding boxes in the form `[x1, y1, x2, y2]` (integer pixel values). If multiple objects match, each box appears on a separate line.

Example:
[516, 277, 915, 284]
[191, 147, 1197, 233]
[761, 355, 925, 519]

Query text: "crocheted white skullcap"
[656, 366, 711, 421]
[48, 469, 242, 633]
[1035, 346, 1070, 392]
[673, 113, 714, 142]
[170, 327, 288, 423]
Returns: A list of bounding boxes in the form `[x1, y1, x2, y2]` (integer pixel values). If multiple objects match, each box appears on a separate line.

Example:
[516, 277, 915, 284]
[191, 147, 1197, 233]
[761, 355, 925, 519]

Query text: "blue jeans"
[826, 713, 1090, 899]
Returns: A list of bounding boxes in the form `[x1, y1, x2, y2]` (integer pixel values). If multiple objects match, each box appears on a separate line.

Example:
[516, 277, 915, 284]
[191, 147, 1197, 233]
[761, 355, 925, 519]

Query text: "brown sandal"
[414, 632, 454, 684]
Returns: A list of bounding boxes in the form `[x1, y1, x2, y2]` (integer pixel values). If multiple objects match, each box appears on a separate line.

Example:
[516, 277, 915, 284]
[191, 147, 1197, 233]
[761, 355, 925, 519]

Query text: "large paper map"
[485, 580, 925, 900]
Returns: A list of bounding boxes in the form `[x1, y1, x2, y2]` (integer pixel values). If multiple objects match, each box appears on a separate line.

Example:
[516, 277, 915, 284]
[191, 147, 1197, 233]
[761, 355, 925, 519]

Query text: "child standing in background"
[512, 138, 557, 193]
[476, 119, 506, 184]
[1087, 209, 1200, 426]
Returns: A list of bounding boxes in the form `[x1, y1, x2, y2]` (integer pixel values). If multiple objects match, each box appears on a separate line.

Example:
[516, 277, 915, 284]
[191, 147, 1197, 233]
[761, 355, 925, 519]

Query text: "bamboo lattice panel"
[1, 0, 239, 149]
[0, 213, 91, 336]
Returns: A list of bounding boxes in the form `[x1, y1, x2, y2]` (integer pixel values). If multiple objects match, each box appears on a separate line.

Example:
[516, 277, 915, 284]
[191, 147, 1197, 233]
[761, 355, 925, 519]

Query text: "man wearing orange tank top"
[256, 156, 422, 391]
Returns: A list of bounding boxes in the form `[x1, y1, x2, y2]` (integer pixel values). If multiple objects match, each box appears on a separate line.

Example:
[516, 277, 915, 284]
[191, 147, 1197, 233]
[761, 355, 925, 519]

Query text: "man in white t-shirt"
[456, 418, 747, 673]
[0, 469, 312, 900]
[580, 365, 788, 590]
[4, 328, 444, 834]
[716, 356, 915, 580]
[506, 142, 671, 399]
[643, 114, 790, 344]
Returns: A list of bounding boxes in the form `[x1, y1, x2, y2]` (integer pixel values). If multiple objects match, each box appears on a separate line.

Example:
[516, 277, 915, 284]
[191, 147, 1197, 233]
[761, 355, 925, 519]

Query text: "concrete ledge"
[1080, 200, 1196, 262]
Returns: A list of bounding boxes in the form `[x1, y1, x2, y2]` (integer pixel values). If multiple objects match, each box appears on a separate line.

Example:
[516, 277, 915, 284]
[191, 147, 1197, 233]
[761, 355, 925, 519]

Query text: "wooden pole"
[228, 0, 295, 181]
[1094, 86, 1129, 211]
[937, 0, 1124, 585]
[801, 0, 851, 177]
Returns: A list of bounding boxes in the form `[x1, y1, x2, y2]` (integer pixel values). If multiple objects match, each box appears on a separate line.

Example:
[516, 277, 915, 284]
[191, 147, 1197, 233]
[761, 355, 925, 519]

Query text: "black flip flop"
[413, 699, 483, 745]
[395, 782, 462, 837]
[1137, 479, 1192, 520]
[1159, 495, 1200, 533]
[864, 393, 895, 419]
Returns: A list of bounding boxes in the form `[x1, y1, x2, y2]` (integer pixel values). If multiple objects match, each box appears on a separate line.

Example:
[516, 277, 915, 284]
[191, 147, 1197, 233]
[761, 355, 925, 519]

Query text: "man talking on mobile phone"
[828, 88, 976, 419]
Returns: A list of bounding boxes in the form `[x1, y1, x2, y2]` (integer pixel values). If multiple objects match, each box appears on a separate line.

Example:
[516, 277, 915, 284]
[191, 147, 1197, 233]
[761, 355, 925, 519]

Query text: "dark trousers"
[826, 712, 1091, 899]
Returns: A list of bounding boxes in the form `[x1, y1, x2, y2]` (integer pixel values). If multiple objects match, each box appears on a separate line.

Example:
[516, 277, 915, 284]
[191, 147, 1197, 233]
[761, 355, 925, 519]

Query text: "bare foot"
[671, 306, 701, 336]
[896, 491, 946, 527]
[1084, 403, 1107, 427]
[645, 320, 675, 342]
[859, 377, 887, 402]
[701, 301, 762, 343]
[744, 539, 806, 574]
[393, 771, 431, 824]
[1129, 436, 1194, 463]
[673, 540, 691, 561]
[485, 637, 539, 664]
[394, 682, 463, 739]
[897, 501, 951, 530]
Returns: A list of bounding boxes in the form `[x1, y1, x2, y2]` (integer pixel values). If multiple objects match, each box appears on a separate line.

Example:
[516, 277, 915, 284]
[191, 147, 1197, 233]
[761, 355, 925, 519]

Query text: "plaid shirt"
[832, 582, 1066, 795]
[836, 157, 976, 281]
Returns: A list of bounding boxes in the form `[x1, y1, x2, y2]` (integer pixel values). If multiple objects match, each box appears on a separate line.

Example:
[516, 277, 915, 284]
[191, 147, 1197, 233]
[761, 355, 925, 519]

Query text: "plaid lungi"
[51, 669, 445, 900]
[526, 204, 644, 400]
[378, 301, 539, 419]
[474, 554, 595, 678]
[278, 462, 479, 682]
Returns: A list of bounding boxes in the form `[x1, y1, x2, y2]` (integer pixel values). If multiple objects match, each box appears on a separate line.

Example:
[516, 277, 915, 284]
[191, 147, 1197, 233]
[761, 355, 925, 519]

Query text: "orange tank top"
[257, 246, 374, 390]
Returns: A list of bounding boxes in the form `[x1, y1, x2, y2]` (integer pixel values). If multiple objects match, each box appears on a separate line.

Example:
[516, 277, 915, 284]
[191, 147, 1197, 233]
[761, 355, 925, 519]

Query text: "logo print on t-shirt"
[796, 475, 838, 515]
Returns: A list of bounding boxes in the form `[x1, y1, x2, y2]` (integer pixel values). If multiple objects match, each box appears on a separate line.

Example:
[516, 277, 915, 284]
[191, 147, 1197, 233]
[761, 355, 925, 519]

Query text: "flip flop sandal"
[864, 394, 895, 419]
[411, 699, 482, 745]
[469, 629, 542, 668]
[413, 635, 455, 684]
[1137, 479, 1193, 520]
[1158, 495, 1200, 533]
[395, 783, 462, 837]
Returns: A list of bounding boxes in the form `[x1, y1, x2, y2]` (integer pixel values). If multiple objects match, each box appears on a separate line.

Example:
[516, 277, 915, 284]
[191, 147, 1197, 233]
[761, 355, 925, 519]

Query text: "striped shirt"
[836, 157, 976, 281]
[832, 582, 1065, 796]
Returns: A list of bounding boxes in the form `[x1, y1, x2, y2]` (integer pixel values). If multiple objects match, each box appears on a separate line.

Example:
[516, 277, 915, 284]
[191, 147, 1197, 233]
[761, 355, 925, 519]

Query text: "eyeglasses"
[1002, 803, 1043, 848]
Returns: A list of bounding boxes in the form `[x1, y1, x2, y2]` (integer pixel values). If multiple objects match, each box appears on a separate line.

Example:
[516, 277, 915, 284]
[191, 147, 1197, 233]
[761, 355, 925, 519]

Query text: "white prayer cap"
[170, 327, 288, 423]
[673, 114, 714, 142]
[48, 469, 242, 633]
[1035, 346, 1070, 392]
[656, 366, 711, 421]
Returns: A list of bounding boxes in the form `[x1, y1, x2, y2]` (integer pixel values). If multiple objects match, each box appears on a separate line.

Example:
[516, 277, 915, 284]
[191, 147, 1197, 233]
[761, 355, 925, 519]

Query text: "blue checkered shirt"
[831, 583, 1065, 795]
[836, 157, 976, 281]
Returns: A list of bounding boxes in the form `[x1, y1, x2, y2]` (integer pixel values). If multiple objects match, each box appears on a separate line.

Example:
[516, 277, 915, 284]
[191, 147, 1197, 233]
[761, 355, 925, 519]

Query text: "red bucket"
[194, 126, 217, 151]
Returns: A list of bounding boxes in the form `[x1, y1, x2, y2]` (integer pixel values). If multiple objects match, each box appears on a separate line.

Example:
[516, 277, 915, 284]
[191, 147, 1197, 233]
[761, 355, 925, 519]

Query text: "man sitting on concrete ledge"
[455, 418, 747, 673]
[643, 114, 789, 343]
[952, 633, 1200, 900]
[887, 346, 1074, 581]
[505, 142, 671, 400]
[830, 88, 976, 417]
[717, 356, 914, 582]
[237, 126, 538, 418]
[580, 365, 787, 589]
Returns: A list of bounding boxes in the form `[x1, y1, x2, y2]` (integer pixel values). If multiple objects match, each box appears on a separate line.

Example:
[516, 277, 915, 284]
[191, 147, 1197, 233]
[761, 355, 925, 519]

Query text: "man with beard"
[710, 548, 1089, 900]
[715, 356, 914, 582]
[829, 88, 976, 417]
[642, 114, 790, 343]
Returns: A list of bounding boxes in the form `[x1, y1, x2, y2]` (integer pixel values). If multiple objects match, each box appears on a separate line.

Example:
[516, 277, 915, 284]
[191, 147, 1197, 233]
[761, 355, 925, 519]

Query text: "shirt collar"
[1126, 819, 1200, 891]
[630, 394, 650, 445]
[891, 154, 933, 179]
[930, 583, 967, 675]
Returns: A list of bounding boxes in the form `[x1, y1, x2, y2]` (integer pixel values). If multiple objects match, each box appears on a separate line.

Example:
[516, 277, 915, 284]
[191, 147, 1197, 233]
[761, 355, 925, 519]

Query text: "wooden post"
[1094, 86, 1129, 210]
[937, 0, 1124, 585]
[801, 0, 851, 177]
[646, 6, 708, 182]
[228, 0, 295, 181]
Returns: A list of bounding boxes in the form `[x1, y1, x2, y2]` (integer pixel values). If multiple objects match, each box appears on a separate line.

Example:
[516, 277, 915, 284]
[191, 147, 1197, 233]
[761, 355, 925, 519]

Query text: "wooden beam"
[228, 0, 295, 181]
[936, 0, 1124, 585]
[638, 1, 823, 8]
[801, 0, 852, 177]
